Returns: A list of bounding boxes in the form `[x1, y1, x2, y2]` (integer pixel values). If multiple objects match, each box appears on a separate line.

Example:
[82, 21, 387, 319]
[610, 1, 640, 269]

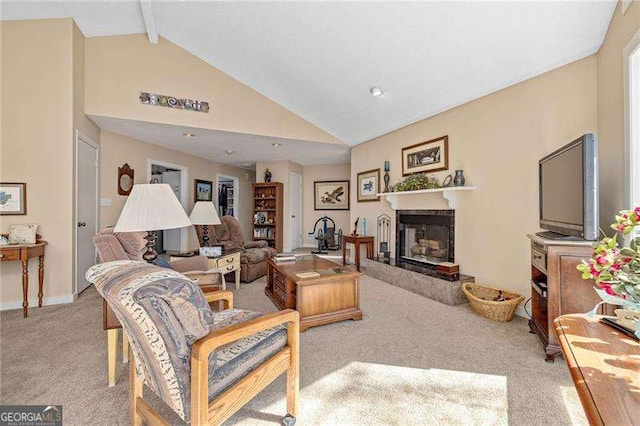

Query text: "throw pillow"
[8, 224, 38, 244]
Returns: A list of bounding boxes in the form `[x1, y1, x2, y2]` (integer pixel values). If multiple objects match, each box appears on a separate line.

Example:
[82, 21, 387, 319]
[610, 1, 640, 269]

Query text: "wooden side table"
[206, 250, 241, 290]
[0, 238, 48, 318]
[342, 235, 374, 272]
[554, 314, 640, 425]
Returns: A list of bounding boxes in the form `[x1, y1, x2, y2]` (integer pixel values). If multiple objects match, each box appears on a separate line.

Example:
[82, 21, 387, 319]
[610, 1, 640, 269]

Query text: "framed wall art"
[314, 180, 350, 210]
[194, 179, 213, 202]
[402, 135, 449, 176]
[0, 182, 26, 215]
[357, 169, 380, 202]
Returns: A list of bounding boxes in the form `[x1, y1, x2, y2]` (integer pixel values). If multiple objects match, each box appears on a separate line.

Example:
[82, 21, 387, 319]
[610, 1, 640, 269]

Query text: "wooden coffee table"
[265, 256, 363, 331]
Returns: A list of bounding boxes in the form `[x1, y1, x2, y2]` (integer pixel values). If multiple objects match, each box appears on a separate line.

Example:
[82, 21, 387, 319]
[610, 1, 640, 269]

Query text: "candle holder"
[383, 161, 391, 192]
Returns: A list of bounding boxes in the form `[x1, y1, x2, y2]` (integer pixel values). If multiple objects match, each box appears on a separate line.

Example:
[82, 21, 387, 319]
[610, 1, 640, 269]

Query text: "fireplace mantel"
[377, 186, 475, 209]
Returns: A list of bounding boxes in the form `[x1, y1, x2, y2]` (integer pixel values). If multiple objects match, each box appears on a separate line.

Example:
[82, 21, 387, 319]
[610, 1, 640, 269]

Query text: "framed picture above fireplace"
[402, 135, 449, 176]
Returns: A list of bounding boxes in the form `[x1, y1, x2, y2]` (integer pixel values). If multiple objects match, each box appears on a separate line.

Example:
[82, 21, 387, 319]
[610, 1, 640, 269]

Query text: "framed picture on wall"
[357, 169, 380, 202]
[314, 180, 350, 210]
[0, 182, 26, 215]
[194, 179, 213, 202]
[402, 135, 449, 176]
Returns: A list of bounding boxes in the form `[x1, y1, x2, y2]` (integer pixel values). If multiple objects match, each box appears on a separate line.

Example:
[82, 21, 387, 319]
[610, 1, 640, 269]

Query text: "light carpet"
[0, 274, 587, 425]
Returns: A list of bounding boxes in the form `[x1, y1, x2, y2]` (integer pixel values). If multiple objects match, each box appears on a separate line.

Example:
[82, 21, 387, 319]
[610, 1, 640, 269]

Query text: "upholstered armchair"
[87, 261, 299, 426]
[205, 216, 277, 282]
[93, 228, 225, 386]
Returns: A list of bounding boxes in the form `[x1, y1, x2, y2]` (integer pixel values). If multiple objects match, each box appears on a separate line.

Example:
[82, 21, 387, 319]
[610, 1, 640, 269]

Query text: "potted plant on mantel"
[393, 173, 441, 192]
[577, 208, 640, 338]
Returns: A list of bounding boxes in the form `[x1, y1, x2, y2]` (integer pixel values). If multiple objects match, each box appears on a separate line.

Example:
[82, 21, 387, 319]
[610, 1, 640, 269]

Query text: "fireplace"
[396, 210, 454, 270]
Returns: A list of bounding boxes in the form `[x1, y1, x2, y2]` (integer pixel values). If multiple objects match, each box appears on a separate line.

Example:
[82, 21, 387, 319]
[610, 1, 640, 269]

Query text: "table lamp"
[189, 201, 221, 246]
[114, 184, 192, 263]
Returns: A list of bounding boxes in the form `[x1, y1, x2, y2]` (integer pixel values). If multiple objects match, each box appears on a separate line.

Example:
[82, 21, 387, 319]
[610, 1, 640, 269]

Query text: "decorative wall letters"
[139, 92, 209, 113]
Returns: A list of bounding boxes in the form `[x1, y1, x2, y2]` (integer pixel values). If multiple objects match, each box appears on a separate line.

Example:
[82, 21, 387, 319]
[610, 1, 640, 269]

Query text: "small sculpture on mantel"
[264, 168, 272, 183]
[352, 217, 359, 236]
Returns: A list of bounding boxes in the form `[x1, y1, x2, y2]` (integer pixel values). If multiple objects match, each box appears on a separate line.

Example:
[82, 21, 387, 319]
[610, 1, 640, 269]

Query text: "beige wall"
[99, 130, 256, 248]
[0, 19, 77, 307]
[303, 163, 351, 247]
[351, 56, 598, 299]
[85, 34, 340, 145]
[597, 0, 640, 225]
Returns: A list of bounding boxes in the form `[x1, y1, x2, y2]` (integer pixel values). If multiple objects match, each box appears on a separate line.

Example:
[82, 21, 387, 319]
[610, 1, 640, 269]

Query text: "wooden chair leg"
[122, 330, 130, 363]
[287, 319, 300, 418]
[107, 329, 118, 387]
[130, 354, 143, 426]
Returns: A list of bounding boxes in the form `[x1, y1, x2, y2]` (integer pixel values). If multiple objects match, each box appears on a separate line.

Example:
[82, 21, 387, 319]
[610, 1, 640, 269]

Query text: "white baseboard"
[514, 306, 529, 320]
[0, 294, 75, 312]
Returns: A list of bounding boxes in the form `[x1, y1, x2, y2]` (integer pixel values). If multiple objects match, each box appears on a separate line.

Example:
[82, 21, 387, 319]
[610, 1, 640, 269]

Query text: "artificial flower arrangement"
[577, 208, 640, 338]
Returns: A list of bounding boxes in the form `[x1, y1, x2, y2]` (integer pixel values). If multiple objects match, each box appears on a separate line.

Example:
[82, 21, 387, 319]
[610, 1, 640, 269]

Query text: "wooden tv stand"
[527, 234, 603, 362]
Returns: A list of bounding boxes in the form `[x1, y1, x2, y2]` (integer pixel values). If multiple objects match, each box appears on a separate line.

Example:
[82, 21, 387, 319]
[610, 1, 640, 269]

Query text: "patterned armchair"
[87, 261, 299, 426]
[93, 227, 225, 387]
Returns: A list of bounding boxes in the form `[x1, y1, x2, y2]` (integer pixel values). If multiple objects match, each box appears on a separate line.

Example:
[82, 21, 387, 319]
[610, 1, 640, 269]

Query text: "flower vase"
[453, 170, 465, 187]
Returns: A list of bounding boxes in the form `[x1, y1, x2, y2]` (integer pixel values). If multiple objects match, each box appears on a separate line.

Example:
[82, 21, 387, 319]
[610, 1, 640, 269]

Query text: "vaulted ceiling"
[2, 1, 617, 146]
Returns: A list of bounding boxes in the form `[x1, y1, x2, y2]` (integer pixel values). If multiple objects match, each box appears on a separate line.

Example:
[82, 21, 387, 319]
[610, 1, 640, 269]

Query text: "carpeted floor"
[0, 274, 587, 425]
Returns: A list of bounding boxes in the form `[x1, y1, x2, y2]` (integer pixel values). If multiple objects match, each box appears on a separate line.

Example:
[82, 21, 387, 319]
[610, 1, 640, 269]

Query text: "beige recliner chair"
[208, 216, 277, 282]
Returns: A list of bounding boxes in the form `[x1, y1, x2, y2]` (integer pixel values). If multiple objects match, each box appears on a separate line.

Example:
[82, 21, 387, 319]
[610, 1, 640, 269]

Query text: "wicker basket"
[462, 283, 524, 322]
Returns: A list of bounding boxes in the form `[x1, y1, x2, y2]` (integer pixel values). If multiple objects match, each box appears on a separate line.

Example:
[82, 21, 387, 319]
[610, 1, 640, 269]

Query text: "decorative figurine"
[264, 168, 272, 183]
[352, 217, 359, 236]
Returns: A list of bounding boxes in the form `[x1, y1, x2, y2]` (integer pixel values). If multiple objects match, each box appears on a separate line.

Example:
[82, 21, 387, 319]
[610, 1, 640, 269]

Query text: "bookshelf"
[253, 182, 283, 252]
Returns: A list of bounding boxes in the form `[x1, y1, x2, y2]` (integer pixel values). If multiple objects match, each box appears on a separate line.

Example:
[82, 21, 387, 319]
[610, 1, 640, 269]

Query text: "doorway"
[147, 160, 189, 253]
[289, 172, 303, 250]
[75, 131, 99, 295]
[624, 30, 640, 207]
[216, 175, 239, 219]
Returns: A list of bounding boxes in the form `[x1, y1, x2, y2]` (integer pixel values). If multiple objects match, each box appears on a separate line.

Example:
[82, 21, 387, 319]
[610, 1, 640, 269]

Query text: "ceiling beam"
[139, 0, 158, 44]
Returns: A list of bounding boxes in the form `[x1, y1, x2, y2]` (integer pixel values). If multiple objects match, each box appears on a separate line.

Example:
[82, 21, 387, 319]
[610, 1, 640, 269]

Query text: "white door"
[290, 172, 303, 250]
[162, 171, 182, 252]
[75, 134, 99, 295]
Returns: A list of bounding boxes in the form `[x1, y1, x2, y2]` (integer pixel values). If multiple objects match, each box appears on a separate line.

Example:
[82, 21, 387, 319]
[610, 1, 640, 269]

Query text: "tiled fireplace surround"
[366, 209, 474, 306]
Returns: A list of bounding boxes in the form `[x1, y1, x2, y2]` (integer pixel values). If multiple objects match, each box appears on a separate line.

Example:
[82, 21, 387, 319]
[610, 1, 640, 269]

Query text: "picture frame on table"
[0, 182, 26, 215]
[357, 169, 380, 202]
[402, 135, 449, 176]
[314, 180, 350, 210]
[194, 179, 213, 202]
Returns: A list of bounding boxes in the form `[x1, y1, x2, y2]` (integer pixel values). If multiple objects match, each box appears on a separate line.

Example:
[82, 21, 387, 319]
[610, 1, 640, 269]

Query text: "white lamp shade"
[114, 184, 192, 232]
[189, 201, 221, 225]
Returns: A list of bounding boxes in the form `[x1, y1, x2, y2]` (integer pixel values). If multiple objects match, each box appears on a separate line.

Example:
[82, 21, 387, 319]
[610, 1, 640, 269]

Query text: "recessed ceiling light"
[272, 142, 282, 147]
[225, 149, 234, 155]
[182, 132, 195, 138]
[369, 86, 383, 97]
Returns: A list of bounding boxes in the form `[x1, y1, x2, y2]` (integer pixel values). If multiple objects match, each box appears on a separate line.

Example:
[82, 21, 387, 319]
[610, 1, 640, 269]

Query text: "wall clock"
[118, 163, 134, 195]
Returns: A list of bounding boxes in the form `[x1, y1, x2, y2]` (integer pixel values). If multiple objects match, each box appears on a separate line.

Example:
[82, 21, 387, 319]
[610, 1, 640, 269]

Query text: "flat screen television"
[539, 133, 599, 240]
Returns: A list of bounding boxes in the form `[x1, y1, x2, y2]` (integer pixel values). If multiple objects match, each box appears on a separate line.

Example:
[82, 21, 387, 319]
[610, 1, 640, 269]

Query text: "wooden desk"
[266, 256, 362, 331]
[554, 314, 640, 425]
[0, 239, 47, 318]
[342, 235, 374, 272]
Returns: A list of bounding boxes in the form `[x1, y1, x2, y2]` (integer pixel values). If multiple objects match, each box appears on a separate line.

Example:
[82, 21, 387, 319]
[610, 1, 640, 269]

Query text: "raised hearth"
[366, 258, 473, 306]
